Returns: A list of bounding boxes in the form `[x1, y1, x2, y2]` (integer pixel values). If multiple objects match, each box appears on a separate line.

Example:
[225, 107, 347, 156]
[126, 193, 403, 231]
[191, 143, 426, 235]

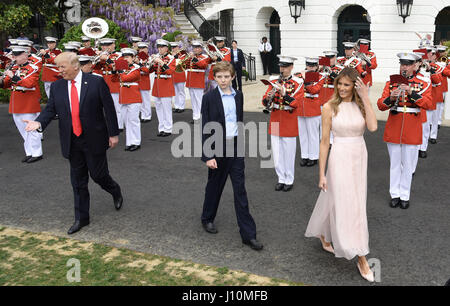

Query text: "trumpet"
[92, 51, 110, 65]
[175, 52, 194, 73]
[145, 54, 162, 68]
[437, 53, 448, 64]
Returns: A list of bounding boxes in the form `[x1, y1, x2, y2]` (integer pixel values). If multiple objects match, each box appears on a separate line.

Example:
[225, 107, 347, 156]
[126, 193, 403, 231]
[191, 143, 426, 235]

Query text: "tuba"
[82, 18, 109, 65]
[82, 17, 109, 40]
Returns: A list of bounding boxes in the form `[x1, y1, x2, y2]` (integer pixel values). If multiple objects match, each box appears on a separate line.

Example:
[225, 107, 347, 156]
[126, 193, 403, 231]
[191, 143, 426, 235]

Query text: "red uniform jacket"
[262, 75, 304, 137]
[208, 47, 232, 80]
[377, 75, 432, 145]
[112, 64, 142, 104]
[429, 63, 444, 108]
[2, 61, 41, 114]
[173, 53, 187, 83]
[95, 52, 122, 93]
[361, 51, 377, 86]
[148, 53, 176, 97]
[337, 56, 365, 76]
[319, 65, 344, 106]
[138, 65, 151, 91]
[28, 54, 42, 71]
[295, 72, 325, 117]
[41, 49, 62, 82]
[186, 54, 210, 89]
[416, 71, 431, 123]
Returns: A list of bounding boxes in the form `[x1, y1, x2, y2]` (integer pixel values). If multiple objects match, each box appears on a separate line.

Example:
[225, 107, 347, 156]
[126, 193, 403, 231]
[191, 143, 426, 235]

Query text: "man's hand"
[206, 159, 218, 169]
[23, 120, 41, 132]
[5, 70, 14, 78]
[399, 84, 412, 95]
[109, 136, 119, 148]
[390, 88, 401, 101]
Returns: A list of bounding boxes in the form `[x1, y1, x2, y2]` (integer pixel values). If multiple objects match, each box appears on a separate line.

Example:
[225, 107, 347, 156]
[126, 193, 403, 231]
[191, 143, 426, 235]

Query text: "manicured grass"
[0, 226, 303, 286]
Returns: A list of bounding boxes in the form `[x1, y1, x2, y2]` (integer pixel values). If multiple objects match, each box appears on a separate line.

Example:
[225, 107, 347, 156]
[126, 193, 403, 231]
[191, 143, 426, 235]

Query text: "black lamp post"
[289, 0, 305, 24]
[397, 0, 413, 23]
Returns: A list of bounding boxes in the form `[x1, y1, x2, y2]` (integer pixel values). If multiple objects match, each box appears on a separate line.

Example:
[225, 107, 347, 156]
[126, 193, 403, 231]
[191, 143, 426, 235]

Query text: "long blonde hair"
[327, 67, 366, 118]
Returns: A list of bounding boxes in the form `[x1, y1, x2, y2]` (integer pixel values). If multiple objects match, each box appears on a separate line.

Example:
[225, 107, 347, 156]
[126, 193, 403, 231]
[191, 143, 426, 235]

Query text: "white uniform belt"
[188, 69, 206, 73]
[432, 83, 441, 87]
[333, 136, 364, 144]
[157, 75, 172, 79]
[305, 93, 319, 98]
[103, 71, 112, 75]
[324, 84, 334, 88]
[272, 104, 294, 111]
[13, 86, 35, 91]
[44, 64, 57, 67]
[121, 82, 139, 86]
[395, 107, 420, 113]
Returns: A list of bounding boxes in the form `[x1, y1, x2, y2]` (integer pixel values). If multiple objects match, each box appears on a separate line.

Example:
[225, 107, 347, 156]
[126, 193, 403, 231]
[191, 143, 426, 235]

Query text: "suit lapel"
[79, 72, 89, 109]
[214, 87, 225, 122]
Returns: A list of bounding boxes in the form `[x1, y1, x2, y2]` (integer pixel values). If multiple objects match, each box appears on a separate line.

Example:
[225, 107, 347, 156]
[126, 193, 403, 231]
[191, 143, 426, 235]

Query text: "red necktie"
[71, 80, 82, 136]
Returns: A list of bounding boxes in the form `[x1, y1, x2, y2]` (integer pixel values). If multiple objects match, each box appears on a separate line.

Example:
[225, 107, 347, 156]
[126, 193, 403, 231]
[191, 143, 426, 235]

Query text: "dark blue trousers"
[69, 133, 121, 222]
[201, 155, 257, 241]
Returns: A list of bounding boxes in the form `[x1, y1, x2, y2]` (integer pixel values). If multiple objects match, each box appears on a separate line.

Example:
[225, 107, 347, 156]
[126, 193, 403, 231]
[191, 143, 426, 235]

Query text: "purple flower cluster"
[90, 0, 185, 54]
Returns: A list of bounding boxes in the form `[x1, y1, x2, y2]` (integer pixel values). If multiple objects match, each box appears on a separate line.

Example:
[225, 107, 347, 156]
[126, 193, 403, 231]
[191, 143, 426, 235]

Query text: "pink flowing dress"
[305, 101, 369, 260]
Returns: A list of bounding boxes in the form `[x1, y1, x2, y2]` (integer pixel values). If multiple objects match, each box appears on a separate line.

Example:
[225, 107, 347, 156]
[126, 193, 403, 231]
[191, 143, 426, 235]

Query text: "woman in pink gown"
[305, 67, 378, 282]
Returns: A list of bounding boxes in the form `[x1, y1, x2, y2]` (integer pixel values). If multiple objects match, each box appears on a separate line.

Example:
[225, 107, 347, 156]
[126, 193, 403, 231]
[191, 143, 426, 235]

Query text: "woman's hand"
[355, 77, 369, 100]
[318, 176, 327, 192]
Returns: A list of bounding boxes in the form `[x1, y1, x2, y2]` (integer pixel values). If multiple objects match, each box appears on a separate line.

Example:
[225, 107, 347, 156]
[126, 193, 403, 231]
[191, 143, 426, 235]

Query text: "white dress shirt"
[258, 42, 272, 53]
[67, 70, 82, 112]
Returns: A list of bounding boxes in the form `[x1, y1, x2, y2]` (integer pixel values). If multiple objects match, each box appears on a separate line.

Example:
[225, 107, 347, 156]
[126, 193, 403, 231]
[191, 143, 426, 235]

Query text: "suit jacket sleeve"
[239, 49, 246, 68]
[98, 77, 119, 137]
[36, 82, 58, 131]
[201, 93, 214, 163]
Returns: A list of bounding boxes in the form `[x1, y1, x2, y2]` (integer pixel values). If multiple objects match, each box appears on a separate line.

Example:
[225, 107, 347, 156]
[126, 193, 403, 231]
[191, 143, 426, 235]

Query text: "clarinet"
[0, 60, 16, 81]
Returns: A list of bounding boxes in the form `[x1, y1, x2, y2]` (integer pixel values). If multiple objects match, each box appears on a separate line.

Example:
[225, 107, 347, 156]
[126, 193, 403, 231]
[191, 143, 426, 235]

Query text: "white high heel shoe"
[320, 236, 335, 254]
[357, 262, 375, 282]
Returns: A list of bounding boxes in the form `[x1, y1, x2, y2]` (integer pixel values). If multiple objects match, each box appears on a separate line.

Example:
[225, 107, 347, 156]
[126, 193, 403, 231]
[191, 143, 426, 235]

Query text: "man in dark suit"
[200, 61, 262, 251]
[24, 52, 123, 235]
[231, 40, 246, 92]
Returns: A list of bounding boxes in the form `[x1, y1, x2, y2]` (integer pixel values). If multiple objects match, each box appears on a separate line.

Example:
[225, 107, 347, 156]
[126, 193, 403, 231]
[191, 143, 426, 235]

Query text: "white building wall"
[200, 0, 450, 82]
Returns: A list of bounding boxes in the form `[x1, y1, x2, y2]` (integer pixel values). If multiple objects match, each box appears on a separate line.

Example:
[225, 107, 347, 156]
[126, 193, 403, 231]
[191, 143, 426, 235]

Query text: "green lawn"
[0, 226, 303, 286]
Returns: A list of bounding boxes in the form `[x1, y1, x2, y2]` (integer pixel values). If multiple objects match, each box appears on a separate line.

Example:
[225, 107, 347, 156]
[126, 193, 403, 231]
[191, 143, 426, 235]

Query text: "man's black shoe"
[53, 114, 59, 120]
[390, 197, 400, 208]
[22, 156, 31, 163]
[141, 119, 151, 123]
[67, 219, 89, 235]
[157, 131, 164, 137]
[173, 109, 179, 113]
[162, 132, 172, 137]
[275, 183, 285, 191]
[128, 145, 141, 151]
[429, 138, 437, 144]
[190, 120, 195, 124]
[283, 184, 293, 192]
[124, 146, 131, 151]
[178, 109, 185, 113]
[242, 239, 263, 251]
[299, 158, 309, 167]
[202, 222, 218, 234]
[419, 150, 427, 158]
[400, 200, 410, 209]
[113, 192, 123, 210]
[26, 156, 43, 163]
[306, 159, 318, 167]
